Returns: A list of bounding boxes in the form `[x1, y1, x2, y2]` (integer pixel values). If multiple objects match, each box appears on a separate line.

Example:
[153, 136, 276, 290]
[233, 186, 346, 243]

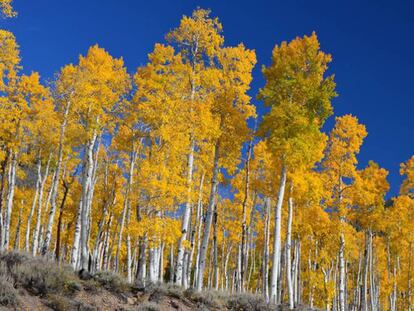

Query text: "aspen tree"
[259, 33, 336, 303]
[165, 9, 224, 286]
[196, 44, 256, 291]
[67, 45, 130, 270]
[323, 115, 367, 311]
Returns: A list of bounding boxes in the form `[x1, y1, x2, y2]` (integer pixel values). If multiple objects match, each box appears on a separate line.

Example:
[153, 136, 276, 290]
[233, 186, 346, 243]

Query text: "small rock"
[170, 300, 179, 309]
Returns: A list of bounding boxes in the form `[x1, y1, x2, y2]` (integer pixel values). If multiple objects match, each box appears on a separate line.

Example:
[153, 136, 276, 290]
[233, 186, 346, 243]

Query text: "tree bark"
[41, 101, 71, 255]
[115, 148, 137, 272]
[240, 138, 252, 291]
[32, 153, 52, 256]
[175, 139, 195, 285]
[3, 150, 17, 250]
[286, 183, 294, 309]
[263, 197, 271, 301]
[79, 131, 97, 270]
[25, 156, 41, 252]
[193, 173, 205, 288]
[270, 163, 287, 303]
[55, 179, 70, 262]
[196, 142, 220, 292]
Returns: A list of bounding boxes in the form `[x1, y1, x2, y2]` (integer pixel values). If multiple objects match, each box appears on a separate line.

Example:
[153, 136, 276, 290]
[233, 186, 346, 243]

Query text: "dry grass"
[0, 251, 316, 310]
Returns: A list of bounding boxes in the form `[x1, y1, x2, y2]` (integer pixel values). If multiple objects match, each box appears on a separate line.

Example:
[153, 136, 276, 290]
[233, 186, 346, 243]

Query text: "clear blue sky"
[3, 0, 413, 197]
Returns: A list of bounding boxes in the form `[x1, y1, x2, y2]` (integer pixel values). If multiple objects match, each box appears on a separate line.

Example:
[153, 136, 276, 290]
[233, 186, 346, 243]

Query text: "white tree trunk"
[240, 138, 252, 292]
[115, 149, 137, 272]
[3, 151, 17, 250]
[196, 143, 220, 292]
[41, 101, 71, 255]
[126, 234, 132, 282]
[192, 173, 205, 288]
[270, 163, 287, 303]
[25, 158, 41, 252]
[32, 153, 52, 256]
[79, 132, 97, 270]
[175, 140, 195, 285]
[339, 232, 346, 311]
[13, 207, 22, 250]
[263, 197, 271, 301]
[286, 185, 294, 309]
[169, 245, 174, 283]
[136, 235, 147, 287]
[70, 198, 82, 269]
[159, 242, 164, 283]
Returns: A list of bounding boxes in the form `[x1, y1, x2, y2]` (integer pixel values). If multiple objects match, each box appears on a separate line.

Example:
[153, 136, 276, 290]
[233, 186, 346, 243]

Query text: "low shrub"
[92, 270, 129, 293]
[46, 294, 98, 311]
[185, 288, 227, 309]
[46, 294, 75, 311]
[11, 257, 79, 295]
[0, 275, 19, 306]
[227, 292, 273, 311]
[0, 251, 30, 270]
[147, 282, 183, 301]
[137, 301, 161, 311]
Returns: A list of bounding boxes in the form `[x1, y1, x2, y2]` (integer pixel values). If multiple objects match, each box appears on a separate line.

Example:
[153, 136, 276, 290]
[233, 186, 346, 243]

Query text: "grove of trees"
[1, 2, 413, 310]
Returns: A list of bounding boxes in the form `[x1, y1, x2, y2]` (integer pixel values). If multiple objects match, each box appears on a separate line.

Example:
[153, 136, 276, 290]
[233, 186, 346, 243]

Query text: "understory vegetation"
[0, 251, 311, 310]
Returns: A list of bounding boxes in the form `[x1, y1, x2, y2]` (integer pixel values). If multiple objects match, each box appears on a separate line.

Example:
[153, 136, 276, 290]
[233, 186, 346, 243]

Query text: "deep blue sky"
[2, 0, 413, 197]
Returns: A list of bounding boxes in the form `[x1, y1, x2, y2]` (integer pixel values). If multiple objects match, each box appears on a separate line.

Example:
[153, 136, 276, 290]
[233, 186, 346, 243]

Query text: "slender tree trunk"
[25, 157, 41, 252]
[224, 245, 231, 291]
[186, 224, 196, 287]
[115, 149, 137, 272]
[263, 197, 271, 301]
[79, 131, 97, 270]
[55, 180, 70, 262]
[0, 151, 10, 248]
[286, 183, 294, 309]
[169, 245, 174, 283]
[369, 232, 376, 311]
[136, 235, 147, 287]
[362, 231, 369, 311]
[70, 198, 83, 268]
[213, 204, 219, 290]
[3, 150, 17, 250]
[175, 140, 195, 285]
[339, 232, 346, 311]
[241, 138, 252, 291]
[193, 173, 205, 288]
[270, 163, 287, 303]
[32, 153, 52, 256]
[41, 101, 71, 255]
[159, 242, 164, 283]
[102, 213, 113, 271]
[13, 207, 22, 250]
[196, 142, 220, 291]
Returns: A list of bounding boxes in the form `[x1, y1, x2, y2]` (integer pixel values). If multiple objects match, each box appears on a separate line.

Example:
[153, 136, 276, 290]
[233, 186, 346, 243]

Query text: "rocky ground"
[0, 251, 317, 311]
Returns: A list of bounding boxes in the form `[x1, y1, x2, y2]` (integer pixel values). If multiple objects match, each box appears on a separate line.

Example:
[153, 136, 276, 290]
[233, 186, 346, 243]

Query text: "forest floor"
[0, 251, 316, 311]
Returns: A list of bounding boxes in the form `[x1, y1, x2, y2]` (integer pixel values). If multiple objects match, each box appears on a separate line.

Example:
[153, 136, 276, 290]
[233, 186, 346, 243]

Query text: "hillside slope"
[0, 252, 316, 311]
